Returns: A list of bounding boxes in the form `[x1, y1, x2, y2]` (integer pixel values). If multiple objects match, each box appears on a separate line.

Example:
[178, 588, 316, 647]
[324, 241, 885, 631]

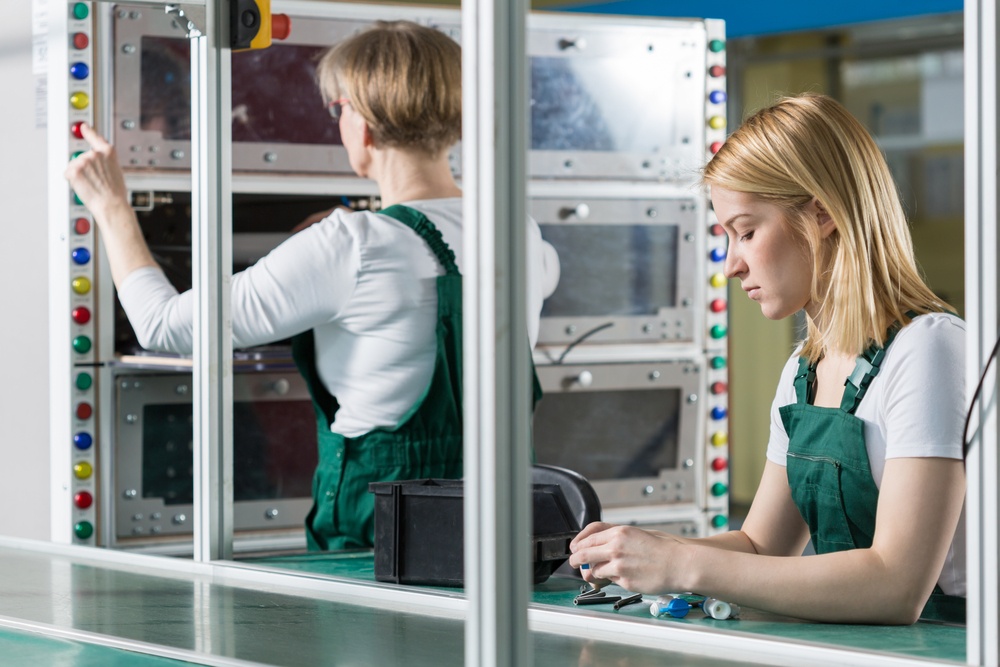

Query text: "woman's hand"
[63, 123, 157, 286]
[64, 123, 131, 223]
[569, 522, 688, 594]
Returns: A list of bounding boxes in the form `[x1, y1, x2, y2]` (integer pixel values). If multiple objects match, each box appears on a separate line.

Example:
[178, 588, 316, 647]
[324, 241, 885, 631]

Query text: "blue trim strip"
[557, 1, 962, 37]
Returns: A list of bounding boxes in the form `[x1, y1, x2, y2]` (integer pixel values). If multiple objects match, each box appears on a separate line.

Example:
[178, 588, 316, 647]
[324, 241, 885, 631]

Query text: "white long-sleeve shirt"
[118, 198, 560, 437]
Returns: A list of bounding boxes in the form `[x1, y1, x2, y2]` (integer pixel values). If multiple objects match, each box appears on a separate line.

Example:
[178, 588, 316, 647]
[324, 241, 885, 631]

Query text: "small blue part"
[709, 247, 727, 262]
[70, 62, 90, 80]
[711, 406, 728, 420]
[72, 247, 91, 265]
[74, 432, 93, 450]
[709, 90, 727, 104]
[666, 597, 691, 618]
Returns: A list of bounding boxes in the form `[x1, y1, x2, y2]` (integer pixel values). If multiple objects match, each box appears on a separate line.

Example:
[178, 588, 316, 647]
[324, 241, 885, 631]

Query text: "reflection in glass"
[142, 399, 317, 505]
[533, 388, 681, 481]
[530, 56, 675, 153]
[540, 224, 679, 317]
[140, 37, 342, 145]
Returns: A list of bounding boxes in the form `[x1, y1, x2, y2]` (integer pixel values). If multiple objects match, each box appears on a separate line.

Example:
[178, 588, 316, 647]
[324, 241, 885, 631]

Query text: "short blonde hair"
[315, 20, 461, 156]
[703, 93, 950, 361]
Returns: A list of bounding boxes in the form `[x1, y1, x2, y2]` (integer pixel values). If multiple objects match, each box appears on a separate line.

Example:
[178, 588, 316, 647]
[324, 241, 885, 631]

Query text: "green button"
[710, 356, 727, 369]
[74, 520, 94, 539]
[709, 39, 725, 53]
[72, 3, 89, 20]
[72, 335, 92, 354]
[710, 324, 727, 339]
[711, 514, 728, 529]
[71, 151, 85, 160]
[76, 372, 93, 390]
[73, 192, 83, 206]
[711, 482, 728, 497]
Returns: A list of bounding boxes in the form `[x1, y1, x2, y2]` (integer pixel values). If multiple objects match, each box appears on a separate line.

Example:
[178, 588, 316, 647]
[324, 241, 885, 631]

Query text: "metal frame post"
[462, 0, 532, 664]
[965, 0, 1000, 663]
[188, 0, 234, 562]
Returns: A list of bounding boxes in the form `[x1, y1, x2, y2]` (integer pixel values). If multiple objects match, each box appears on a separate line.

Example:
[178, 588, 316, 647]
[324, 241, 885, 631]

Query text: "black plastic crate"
[369, 478, 579, 586]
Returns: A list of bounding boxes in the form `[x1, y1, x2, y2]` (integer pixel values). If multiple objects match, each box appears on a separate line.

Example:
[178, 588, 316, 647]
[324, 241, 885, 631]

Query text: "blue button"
[70, 62, 90, 80]
[709, 90, 727, 105]
[71, 247, 91, 265]
[710, 247, 727, 262]
[74, 432, 93, 450]
[711, 406, 727, 420]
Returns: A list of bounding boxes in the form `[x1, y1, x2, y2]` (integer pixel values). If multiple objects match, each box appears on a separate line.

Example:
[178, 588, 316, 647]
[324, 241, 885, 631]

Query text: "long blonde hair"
[315, 21, 461, 156]
[703, 93, 949, 362]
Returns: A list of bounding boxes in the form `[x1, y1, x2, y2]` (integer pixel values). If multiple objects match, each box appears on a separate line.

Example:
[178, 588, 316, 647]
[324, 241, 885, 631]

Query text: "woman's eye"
[739, 230, 754, 242]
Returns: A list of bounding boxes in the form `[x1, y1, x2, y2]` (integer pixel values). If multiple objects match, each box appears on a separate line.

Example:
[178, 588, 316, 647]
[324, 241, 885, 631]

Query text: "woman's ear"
[810, 197, 836, 238]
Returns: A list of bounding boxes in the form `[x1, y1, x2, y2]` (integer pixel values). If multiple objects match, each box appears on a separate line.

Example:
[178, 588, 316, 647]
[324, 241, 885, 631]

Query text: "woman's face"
[711, 187, 816, 321]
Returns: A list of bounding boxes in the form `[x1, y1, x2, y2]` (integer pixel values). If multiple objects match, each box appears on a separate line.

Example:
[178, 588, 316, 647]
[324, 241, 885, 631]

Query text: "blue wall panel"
[559, 1, 963, 37]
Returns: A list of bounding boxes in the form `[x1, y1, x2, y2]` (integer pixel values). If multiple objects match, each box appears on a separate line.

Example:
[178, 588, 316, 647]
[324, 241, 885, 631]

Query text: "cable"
[555, 322, 614, 364]
[963, 334, 1000, 459]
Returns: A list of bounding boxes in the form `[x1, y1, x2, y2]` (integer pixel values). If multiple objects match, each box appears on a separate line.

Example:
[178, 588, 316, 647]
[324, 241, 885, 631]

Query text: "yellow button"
[711, 431, 728, 447]
[709, 273, 727, 289]
[70, 92, 90, 110]
[708, 115, 726, 130]
[72, 276, 91, 295]
[74, 461, 93, 479]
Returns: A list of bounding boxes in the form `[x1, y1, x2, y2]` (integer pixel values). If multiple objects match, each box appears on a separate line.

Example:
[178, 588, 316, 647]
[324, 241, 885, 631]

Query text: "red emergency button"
[710, 298, 727, 313]
[711, 457, 728, 472]
[74, 218, 91, 235]
[72, 33, 89, 50]
[74, 491, 93, 509]
[76, 402, 93, 420]
[711, 381, 728, 395]
[710, 224, 724, 237]
[710, 141, 724, 154]
[709, 65, 726, 77]
[71, 121, 85, 139]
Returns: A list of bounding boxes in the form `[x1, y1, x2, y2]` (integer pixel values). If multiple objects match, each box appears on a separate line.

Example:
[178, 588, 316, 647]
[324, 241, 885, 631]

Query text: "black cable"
[555, 322, 614, 365]
[963, 334, 1000, 458]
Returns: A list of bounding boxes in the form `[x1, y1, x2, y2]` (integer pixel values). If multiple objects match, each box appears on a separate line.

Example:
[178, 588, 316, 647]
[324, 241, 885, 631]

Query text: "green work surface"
[249, 551, 966, 664]
[0, 627, 198, 667]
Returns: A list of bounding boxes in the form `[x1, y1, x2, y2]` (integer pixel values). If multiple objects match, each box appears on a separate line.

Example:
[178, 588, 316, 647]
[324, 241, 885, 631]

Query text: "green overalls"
[291, 204, 464, 551]
[780, 323, 965, 624]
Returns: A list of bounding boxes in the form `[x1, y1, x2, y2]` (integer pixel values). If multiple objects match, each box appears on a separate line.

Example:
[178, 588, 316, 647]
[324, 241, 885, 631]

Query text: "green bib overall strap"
[781, 319, 964, 624]
[291, 204, 464, 551]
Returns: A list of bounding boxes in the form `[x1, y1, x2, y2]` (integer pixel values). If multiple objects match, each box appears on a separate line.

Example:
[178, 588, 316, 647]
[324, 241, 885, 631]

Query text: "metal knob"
[558, 203, 590, 220]
[576, 370, 593, 387]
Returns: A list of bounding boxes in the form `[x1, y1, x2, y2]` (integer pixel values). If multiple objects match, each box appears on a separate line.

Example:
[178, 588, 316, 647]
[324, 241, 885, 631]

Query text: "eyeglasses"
[327, 98, 351, 120]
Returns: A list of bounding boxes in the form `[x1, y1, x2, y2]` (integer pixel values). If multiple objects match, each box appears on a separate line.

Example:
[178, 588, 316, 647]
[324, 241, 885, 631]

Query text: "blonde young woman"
[570, 93, 965, 625]
[65, 21, 559, 551]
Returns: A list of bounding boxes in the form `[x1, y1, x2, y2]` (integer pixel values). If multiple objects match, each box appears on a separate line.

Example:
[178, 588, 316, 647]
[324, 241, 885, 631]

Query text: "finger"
[79, 122, 112, 152]
[569, 521, 612, 551]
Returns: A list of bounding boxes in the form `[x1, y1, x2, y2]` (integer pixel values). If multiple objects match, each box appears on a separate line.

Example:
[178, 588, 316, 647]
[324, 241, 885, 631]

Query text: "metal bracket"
[165, 4, 206, 38]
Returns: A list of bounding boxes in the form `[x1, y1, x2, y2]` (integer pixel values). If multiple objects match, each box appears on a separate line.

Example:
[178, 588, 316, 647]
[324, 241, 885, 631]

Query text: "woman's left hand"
[568, 522, 687, 594]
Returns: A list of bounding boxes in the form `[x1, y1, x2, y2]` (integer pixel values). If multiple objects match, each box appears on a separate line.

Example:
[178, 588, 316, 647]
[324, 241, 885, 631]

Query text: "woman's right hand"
[64, 123, 131, 224]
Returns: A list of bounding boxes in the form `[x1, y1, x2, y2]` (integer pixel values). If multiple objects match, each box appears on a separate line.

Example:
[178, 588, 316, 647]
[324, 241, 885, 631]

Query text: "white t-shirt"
[766, 312, 966, 596]
[118, 198, 561, 437]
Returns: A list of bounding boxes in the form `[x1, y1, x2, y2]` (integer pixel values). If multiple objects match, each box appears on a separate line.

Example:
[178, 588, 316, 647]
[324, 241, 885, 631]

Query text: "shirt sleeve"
[117, 211, 362, 354]
[765, 352, 802, 466]
[878, 314, 966, 460]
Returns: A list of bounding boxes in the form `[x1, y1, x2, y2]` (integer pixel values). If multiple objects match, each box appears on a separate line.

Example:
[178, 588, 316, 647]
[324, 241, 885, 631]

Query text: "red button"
[76, 402, 93, 420]
[711, 457, 728, 472]
[710, 298, 727, 313]
[711, 381, 728, 395]
[72, 306, 91, 324]
[72, 33, 89, 50]
[709, 224, 725, 237]
[71, 121, 85, 139]
[74, 491, 94, 509]
[74, 218, 91, 235]
[710, 141, 723, 154]
[709, 65, 726, 77]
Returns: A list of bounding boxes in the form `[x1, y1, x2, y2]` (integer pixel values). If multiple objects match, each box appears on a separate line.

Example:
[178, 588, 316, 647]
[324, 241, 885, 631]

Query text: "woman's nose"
[723, 246, 744, 279]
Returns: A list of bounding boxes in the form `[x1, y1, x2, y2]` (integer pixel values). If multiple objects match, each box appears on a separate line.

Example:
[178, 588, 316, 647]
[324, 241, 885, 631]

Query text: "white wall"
[0, 0, 52, 539]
